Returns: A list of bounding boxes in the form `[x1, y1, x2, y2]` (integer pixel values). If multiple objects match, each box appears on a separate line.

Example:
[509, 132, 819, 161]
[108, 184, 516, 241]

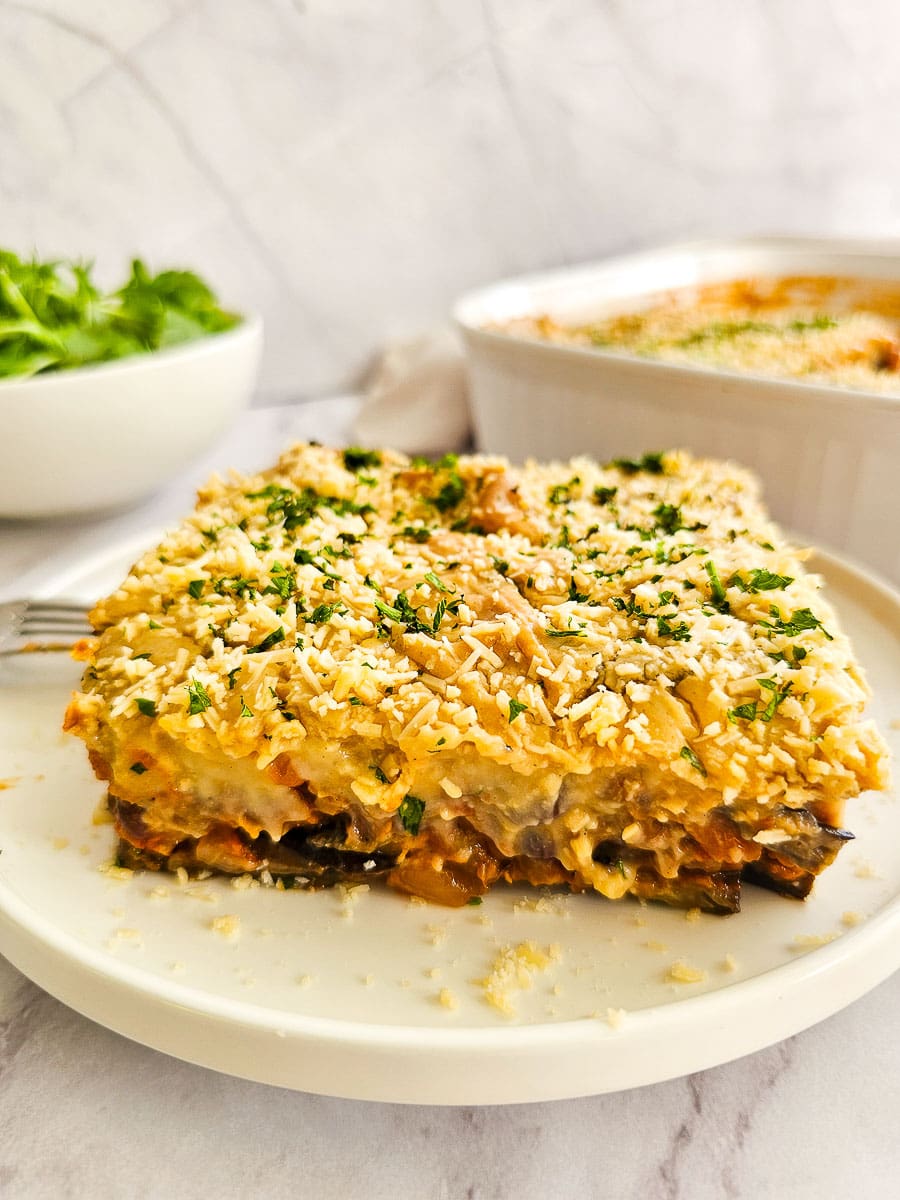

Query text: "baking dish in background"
[455, 237, 900, 585]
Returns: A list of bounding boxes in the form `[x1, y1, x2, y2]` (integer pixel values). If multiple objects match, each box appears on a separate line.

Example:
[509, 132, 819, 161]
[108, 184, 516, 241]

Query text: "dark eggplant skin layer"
[111, 801, 854, 913]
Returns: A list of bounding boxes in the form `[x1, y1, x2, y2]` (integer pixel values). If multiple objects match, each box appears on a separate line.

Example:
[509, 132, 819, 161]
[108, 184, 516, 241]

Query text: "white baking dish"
[455, 237, 900, 585]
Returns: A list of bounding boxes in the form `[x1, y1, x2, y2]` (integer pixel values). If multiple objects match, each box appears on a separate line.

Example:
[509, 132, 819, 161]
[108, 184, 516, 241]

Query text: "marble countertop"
[0, 400, 897, 1200]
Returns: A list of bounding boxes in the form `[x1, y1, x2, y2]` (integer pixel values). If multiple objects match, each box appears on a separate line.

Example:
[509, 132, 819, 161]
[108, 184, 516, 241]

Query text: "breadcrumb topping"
[65, 442, 888, 910]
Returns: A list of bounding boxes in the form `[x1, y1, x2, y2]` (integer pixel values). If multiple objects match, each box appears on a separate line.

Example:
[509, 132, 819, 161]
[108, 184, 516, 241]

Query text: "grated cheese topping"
[65, 443, 889, 908]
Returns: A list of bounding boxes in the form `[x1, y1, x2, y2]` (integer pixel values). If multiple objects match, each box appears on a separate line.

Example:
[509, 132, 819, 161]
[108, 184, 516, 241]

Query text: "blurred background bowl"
[0, 316, 263, 519]
[455, 237, 900, 585]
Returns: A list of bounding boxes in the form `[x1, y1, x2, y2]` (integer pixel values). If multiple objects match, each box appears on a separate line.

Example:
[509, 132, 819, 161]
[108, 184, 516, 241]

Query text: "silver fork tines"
[0, 598, 92, 655]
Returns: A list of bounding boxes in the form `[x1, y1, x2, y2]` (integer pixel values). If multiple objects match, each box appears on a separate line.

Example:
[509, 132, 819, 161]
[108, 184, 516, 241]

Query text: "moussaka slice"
[64, 443, 889, 912]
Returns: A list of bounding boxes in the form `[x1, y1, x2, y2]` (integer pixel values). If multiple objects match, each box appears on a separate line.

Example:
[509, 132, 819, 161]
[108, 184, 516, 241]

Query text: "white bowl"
[0, 317, 263, 519]
[455, 237, 900, 586]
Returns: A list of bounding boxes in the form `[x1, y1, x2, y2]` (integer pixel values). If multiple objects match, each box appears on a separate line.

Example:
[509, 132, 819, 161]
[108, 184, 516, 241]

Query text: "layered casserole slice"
[65, 444, 889, 912]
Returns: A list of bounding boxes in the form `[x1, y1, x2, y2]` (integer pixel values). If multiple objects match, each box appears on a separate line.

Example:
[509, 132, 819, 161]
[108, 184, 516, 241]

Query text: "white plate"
[0, 541, 897, 1105]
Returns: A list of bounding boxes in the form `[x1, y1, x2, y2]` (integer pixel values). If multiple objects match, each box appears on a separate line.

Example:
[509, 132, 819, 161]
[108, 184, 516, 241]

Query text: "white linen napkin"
[352, 327, 471, 454]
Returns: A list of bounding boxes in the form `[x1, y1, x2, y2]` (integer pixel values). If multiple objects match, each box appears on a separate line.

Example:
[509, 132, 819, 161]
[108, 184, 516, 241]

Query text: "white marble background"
[3, 0, 900, 401]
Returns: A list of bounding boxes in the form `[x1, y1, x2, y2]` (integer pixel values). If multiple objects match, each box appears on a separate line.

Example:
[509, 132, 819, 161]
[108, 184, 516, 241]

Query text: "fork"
[0, 598, 93, 656]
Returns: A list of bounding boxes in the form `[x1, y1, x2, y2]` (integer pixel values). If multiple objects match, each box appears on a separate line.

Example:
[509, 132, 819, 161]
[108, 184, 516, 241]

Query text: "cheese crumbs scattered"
[210, 913, 241, 940]
[479, 941, 561, 1016]
[666, 959, 708, 984]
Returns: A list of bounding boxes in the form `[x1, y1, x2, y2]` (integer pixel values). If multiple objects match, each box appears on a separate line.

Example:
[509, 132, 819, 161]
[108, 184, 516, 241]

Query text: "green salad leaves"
[0, 250, 241, 378]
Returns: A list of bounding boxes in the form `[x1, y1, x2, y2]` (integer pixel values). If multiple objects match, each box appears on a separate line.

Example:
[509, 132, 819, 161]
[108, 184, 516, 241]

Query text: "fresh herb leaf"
[548, 476, 580, 505]
[247, 626, 286, 652]
[593, 485, 618, 506]
[757, 676, 794, 722]
[679, 745, 707, 776]
[760, 606, 833, 640]
[490, 556, 509, 576]
[239, 696, 253, 718]
[399, 525, 432, 543]
[186, 678, 211, 715]
[651, 503, 680, 535]
[371, 764, 388, 784]
[607, 452, 666, 475]
[727, 701, 759, 723]
[397, 794, 425, 835]
[729, 568, 794, 593]
[309, 604, 340, 625]
[424, 570, 454, 594]
[703, 560, 730, 613]
[342, 447, 382, 472]
[508, 697, 529, 723]
[135, 698, 157, 717]
[654, 615, 692, 641]
[187, 579, 205, 600]
[376, 591, 436, 636]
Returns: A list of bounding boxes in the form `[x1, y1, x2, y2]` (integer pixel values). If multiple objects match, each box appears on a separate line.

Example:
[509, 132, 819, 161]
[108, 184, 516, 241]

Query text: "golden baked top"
[68, 443, 887, 882]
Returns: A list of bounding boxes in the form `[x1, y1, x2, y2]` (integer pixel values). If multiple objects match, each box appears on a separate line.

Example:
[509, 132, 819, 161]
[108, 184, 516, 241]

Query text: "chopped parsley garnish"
[399, 525, 432, 543]
[349, 696, 363, 706]
[370, 764, 388, 784]
[654, 615, 692, 642]
[397, 794, 426, 835]
[424, 570, 454, 594]
[147, 619, 162, 630]
[135, 697, 157, 717]
[187, 579, 205, 599]
[413, 452, 466, 513]
[376, 590, 457, 637]
[490, 556, 509, 576]
[466, 896, 483, 906]
[607, 451, 666, 475]
[226, 667, 241, 691]
[768, 646, 808, 666]
[129, 762, 148, 775]
[239, 696, 253, 718]
[568, 578, 591, 604]
[727, 701, 759, 723]
[679, 745, 707, 776]
[548, 476, 580, 505]
[508, 697, 529, 723]
[727, 677, 794, 724]
[728, 568, 794, 593]
[546, 627, 587, 639]
[342, 447, 382, 472]
[263, 563, 296, 601]
[703, 560, 730, 613]
[309, 604, 341, 625]
[757, 677, 794, 722]
[760, 606, 832, 640]
[650, 502, 701, 536]
[593, 485, 618, 506]
[247, 626, 286, 652]
[246, 483, 371, 531]
[186, 678, 211, 715]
